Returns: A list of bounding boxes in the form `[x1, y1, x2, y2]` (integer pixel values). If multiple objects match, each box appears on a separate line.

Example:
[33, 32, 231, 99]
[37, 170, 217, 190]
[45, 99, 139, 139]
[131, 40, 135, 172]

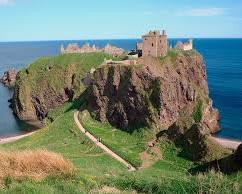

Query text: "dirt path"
[74, 111, 136, 171]
[212, 136, 242, 150]
[0, 131, 36, 145]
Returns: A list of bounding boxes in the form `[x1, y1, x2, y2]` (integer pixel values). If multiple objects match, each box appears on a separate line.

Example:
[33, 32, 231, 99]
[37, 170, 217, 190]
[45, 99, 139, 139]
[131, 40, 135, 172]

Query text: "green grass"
[0, 99, 127, 192]
[79, 110, 242, 193]
[105, 138, 241, 193]
[160, 49, 199, 66]
[80, 110, 151, 167]
[192, 100, 203, 123]
[2, 110, 125, 177]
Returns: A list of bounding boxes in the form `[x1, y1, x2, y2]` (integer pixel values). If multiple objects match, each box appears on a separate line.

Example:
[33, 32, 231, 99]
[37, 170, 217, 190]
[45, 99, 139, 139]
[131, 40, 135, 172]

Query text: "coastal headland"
[0, 30, 242, 193]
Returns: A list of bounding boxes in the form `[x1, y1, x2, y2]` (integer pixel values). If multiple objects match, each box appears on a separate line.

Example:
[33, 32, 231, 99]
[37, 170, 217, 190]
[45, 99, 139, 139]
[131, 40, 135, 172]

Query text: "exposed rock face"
[13, 80, 74, 127]
[11, 53, 110, 127]
[0, 69, 17, 87]
[88, 52, 219, 133]
[12, 63, 78, 127]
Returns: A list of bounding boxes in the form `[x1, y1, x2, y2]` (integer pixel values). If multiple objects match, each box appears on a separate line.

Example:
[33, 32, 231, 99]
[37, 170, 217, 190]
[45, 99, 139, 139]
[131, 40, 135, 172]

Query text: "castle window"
[152, 43, 154, 47]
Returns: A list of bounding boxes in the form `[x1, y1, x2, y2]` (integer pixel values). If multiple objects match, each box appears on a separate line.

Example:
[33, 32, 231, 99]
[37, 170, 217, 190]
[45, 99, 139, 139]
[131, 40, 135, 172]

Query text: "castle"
[137, 30, 193, 58]
[60, 43, 125, 57]
[60, 30, 193, 59]
[137, 30, 168, 57]
[175, 39, 193, 51]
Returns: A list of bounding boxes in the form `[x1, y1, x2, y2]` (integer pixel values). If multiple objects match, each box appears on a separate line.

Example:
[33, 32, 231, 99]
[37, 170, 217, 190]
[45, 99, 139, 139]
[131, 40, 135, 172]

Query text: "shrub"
[192, 100, 203, 123]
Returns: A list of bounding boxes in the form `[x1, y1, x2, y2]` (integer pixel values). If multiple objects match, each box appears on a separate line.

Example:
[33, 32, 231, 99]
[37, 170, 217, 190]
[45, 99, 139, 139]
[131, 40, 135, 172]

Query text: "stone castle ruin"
[175, 39, 193, 51]
[60, 30, 193, 60]
[137, 30, 168, 57]
[61, 43, 125, 57]
[137, 30, 193, 58]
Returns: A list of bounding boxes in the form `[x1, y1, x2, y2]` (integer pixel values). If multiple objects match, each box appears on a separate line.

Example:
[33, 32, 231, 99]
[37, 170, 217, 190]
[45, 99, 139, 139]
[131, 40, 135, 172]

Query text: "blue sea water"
[0, 39, 241, 139]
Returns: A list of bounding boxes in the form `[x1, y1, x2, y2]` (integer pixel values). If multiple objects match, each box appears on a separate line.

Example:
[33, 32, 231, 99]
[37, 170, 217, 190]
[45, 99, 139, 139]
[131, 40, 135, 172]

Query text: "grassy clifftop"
[17, 53, 110, 93]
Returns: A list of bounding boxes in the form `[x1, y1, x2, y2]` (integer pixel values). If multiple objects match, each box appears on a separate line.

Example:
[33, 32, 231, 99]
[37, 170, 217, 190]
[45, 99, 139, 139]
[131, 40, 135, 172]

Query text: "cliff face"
[13, 64, 77, 127]
[88, 51, 219, 133]
[0, 69, 17, 87]
[12, 53, 111, 127]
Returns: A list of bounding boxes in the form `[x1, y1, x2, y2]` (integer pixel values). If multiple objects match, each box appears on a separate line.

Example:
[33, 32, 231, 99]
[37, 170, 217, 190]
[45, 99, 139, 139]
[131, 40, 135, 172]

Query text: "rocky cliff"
[0, 69, 17, 87]
[12, 53, 111, 127]
[87, 50, 219, 134]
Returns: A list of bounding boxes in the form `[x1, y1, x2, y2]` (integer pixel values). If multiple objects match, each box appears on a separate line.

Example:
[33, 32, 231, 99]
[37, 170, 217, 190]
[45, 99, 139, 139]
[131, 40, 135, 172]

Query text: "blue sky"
[0, 0, 242, 41]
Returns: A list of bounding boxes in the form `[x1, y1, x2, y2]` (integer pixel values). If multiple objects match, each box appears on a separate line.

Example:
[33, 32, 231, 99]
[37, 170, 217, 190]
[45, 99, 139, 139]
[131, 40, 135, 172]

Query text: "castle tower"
[141, 30, 168, 57]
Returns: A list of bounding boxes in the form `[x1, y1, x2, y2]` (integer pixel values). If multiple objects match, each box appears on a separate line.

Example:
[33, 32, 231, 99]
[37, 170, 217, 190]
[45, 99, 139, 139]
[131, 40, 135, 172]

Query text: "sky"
[0, 0, 242, 41]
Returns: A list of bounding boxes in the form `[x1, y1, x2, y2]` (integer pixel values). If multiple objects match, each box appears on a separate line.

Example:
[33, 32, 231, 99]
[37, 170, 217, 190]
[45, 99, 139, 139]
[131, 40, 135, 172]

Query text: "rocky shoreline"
[0, 68, 17, 87]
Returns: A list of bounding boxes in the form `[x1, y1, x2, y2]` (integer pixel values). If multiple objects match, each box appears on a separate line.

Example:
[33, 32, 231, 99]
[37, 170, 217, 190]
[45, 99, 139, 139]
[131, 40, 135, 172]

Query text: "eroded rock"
[87, 52, 219, 133]
[0, 68, 17, 87]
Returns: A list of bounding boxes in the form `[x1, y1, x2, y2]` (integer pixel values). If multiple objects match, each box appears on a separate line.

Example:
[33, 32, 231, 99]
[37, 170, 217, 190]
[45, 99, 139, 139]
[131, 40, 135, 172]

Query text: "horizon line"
[0, 37, 242, 43]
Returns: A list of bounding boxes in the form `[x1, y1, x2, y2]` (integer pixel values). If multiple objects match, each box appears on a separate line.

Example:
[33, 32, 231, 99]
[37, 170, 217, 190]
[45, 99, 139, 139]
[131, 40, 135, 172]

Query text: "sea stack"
[0, 68, 17, 87]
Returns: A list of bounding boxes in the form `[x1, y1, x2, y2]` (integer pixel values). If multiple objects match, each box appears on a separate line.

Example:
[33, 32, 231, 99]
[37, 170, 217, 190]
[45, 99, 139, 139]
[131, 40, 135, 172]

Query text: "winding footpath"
[74, 111, 136, 171]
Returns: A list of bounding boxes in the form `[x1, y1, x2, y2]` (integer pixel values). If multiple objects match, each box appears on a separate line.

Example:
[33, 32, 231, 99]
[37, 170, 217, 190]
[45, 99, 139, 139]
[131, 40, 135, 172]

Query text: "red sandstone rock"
[87, 52, 219, 134]
[0, 68, 17, 87]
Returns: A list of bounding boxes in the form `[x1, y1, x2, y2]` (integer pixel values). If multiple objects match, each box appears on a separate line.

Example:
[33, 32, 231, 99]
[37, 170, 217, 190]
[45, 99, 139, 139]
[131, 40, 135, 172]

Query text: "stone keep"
[142, 30, 168, 57]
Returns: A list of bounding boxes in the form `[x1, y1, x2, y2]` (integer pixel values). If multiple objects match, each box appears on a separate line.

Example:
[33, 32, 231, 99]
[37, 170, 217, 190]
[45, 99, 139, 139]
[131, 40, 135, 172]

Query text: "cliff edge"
[88, 50, 219, 134]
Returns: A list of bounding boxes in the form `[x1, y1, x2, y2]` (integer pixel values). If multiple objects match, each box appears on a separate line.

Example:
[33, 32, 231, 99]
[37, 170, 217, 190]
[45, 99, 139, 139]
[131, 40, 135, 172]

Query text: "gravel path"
[74, 111, 136, 171]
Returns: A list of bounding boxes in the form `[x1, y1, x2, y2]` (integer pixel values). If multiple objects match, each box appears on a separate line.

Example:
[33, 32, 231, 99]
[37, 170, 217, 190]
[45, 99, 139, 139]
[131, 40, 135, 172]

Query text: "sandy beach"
[0, 131, 36, 145]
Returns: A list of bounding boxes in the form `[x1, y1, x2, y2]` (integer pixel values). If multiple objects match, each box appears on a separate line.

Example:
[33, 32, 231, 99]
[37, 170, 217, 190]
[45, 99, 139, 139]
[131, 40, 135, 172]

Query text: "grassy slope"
[1, 100, 241, 194]
[80, 110, 242, 193]
[0, 101, 127, 193]
[80, 110, 150, 167]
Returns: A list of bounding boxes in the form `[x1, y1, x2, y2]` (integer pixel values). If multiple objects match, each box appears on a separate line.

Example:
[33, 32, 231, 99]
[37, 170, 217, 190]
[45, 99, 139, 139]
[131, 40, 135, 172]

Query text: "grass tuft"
[0, 150, 75, 180]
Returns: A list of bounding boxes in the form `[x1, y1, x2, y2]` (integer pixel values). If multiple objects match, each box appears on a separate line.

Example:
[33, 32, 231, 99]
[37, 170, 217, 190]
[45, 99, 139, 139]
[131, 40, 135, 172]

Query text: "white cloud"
[179, 8, 226, 17]
[0, 0, 14, 6]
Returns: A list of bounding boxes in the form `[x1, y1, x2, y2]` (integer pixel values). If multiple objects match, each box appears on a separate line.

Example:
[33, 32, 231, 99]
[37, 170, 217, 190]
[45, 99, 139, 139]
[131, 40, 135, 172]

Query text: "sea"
[0, 39, 241, 139]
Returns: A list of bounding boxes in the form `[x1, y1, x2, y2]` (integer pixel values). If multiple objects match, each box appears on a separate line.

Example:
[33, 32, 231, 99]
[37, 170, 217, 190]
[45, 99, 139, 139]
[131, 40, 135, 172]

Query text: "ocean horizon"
[0, 38, 242, 140]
